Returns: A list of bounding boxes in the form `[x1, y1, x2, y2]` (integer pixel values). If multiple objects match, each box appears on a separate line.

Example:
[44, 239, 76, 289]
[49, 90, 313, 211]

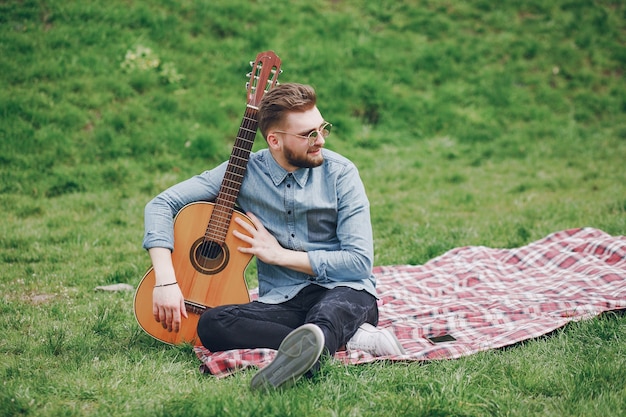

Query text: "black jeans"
[197, 285, 378, 356]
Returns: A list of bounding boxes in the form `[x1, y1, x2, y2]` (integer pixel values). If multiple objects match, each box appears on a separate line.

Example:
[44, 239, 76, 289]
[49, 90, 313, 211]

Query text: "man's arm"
[305, 163, 374, 282]
[143, 166, 227, 333]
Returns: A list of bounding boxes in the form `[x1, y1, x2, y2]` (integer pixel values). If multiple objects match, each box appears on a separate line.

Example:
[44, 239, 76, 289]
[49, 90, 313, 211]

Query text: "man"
[143, 83, 404, 390]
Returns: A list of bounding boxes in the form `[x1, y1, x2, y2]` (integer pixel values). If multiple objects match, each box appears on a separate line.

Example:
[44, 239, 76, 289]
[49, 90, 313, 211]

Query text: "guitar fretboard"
[205, 105, 259, 244]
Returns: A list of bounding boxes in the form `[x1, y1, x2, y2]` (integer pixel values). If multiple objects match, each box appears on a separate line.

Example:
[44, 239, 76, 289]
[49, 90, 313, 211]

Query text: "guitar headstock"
[246, 51, 282, 108]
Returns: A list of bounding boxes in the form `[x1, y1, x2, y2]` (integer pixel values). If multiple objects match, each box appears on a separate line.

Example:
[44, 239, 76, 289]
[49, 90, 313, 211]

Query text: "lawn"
[1, 1, 625, 416]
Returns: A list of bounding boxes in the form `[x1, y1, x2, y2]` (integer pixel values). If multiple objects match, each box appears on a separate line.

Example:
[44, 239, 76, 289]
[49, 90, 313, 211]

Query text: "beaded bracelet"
[154, 282, 177, 288]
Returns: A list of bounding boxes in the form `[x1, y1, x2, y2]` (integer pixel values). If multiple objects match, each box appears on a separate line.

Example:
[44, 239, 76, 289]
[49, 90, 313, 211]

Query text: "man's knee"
[197, 305, 234, 350]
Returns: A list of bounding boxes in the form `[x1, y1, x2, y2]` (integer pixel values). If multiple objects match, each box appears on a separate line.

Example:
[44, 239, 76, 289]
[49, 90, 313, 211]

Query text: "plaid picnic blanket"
[194, 227, 626, 377]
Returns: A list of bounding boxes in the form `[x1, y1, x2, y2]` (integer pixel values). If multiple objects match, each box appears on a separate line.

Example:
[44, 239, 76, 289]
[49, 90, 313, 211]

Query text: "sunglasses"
[274, 122, 332, 146]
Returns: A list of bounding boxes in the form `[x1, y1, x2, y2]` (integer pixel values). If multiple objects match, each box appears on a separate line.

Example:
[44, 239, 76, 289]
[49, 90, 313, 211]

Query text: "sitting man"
[143, 83, 404, 390]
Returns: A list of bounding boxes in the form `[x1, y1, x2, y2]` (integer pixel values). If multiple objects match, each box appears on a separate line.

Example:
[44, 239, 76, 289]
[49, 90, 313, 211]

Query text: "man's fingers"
[153, 292, 186, 332]
[234, 217, 256, 236]
[171, 310, 181, 332]
[245, 212, 264, 230]
[232, 229, 251, 243]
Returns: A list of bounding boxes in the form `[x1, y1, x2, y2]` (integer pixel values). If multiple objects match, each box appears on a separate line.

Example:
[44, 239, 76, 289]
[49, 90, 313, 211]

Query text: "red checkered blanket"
[194, 227, 626, 377]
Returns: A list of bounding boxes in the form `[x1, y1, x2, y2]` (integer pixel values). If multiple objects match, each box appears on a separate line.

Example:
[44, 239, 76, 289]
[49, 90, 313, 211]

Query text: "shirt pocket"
[306, 208, 337, 242]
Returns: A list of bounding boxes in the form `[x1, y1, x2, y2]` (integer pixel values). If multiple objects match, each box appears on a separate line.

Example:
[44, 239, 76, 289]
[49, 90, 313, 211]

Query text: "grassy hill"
[1, 1, 625, 416]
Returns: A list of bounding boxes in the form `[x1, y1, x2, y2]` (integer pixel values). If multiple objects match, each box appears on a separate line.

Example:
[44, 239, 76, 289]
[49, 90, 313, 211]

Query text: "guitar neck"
[206, 105, 259, 243]
[201, 50, 281, 245]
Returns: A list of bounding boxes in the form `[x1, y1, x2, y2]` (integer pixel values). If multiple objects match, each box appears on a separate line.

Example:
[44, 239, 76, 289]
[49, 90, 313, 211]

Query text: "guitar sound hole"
[200, 241, 222, 260]
[190, 239, 229, 275]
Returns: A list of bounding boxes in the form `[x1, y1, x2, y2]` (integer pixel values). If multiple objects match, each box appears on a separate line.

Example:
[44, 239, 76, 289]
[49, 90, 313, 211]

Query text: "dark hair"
[257, 83, 317, 138]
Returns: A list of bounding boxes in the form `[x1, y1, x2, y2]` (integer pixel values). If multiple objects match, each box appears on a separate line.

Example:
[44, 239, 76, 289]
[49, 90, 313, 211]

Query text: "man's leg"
[197, 300, 306, 352]
[304, 286, 379, 356]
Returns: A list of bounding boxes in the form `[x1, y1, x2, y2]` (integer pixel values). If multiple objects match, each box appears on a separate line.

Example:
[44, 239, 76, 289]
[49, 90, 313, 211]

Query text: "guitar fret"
[226, 168, 243, 174]
[208, 218, 229, 225]
[225, 167, 246, 177]
[218, 195, 238, 204]
[226, 175, 244, 183]
[223, 177, 243, 186]
[211, 219, 230, 228]
[232, 143, 252, 150]
[220, 181, 242, 192]
[208, 210, 231, 220]
[235, 138, 254, 146]
[238, 126, 257, 134]
[241, 118, 256, 124]
[225, 170, 244, 178]
[229, 150, 248, 159]
[229, 153, 249, 162]
[236, 135, 254, 143]
[208, 218, 230, 229]
[220, 185, 242, 195]
[213, 206, 232, 215]
[216, 196, 237, 207]
[215, 193, 236, 203]
[206, 218, 231, 236]
[232, 143, 252, 151]
[233, 141, 253, 149]
[207, 223, 229, 234]
[230, 155, 250, 164]
[237, 126, 255, 132]
[239, 127, 256, 135]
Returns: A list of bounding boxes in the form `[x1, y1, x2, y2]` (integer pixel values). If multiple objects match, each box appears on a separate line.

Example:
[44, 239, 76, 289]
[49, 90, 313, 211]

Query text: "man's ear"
[266, 132, 281, 150]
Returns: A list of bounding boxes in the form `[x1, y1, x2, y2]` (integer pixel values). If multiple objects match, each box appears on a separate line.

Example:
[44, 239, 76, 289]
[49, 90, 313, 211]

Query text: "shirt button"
[291, 234, 295, 238]
[287, 184, 291, 188]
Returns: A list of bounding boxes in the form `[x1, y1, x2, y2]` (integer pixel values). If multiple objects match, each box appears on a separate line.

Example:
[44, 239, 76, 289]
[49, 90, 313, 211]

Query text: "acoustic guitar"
[133, 51, 282, 345]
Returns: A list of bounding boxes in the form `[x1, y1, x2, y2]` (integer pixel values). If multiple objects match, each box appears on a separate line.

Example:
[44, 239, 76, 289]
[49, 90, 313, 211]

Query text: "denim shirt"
[143, 148, 377, 303]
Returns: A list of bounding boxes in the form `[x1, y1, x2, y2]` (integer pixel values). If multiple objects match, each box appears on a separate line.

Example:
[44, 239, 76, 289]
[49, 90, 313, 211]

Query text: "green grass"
[1, 0, 625, 415]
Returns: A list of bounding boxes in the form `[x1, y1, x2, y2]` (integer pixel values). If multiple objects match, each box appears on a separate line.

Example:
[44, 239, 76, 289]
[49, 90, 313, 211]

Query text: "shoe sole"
[250, 323, 325, 391]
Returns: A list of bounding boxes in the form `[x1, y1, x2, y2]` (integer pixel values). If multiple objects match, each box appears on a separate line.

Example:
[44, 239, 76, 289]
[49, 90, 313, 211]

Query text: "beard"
[283, 146, 324, 169]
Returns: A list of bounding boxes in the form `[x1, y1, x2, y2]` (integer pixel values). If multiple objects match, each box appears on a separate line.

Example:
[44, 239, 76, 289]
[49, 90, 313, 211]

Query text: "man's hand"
[152, 284, 187, 333]
[233, 212, 284, 265]
[233, 212, 315, 276]
[148, 247, 188, 333]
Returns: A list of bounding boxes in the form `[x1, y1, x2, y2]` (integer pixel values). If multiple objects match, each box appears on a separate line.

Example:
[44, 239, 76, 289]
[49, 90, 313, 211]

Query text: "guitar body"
[134, 202, 253, 345]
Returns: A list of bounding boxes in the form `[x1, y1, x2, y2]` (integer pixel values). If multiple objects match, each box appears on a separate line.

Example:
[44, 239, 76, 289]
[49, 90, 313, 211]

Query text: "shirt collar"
[265, 151, 311, 188]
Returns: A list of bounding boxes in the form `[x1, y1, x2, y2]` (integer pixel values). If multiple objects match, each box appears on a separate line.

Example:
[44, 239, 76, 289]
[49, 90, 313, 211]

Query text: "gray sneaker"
[250, 323, 325, 391]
